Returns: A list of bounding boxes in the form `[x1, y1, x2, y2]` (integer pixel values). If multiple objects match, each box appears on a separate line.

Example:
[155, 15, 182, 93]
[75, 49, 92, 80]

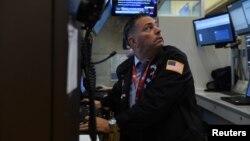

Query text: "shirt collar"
[134, 56, 140, 66]
[134, 56, 151, 66]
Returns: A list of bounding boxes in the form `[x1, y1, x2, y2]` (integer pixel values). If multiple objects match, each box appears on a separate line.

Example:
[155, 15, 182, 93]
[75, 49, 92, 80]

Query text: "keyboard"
[220, 96, 250, 105]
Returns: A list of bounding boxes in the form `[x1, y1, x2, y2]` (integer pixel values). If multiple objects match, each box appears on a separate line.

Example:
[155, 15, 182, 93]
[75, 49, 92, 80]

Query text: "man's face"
[129, 16, 164, 60]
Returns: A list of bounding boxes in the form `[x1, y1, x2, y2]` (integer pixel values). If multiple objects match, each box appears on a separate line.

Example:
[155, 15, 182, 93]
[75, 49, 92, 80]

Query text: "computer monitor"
[93, 0, 112, 35]
[193, 13, 236, 47]
[227, 0, 250, 36]
[112, 0, 157, 17]
[246, 35, 250, 67]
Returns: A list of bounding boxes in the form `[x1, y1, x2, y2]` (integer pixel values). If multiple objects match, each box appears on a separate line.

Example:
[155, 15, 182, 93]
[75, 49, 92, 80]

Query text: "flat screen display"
[227, 0, 250, 35]
[93, 0, 112, 35]
[112, 0, 157, 17]
[246, 35, 250, 67]
[68, 0, 80, 16]
[193, 13, 236, 47]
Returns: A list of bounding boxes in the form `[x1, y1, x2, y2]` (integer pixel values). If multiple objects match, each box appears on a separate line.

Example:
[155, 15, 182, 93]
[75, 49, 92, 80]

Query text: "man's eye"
[145, 26, 152, 31]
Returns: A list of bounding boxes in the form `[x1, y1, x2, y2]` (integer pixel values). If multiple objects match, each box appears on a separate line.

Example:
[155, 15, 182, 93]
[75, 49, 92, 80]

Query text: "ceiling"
[204, 0, 236, 16]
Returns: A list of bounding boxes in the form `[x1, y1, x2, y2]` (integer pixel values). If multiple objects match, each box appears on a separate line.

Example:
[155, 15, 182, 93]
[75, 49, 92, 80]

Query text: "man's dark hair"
[123, 13, 150, 46]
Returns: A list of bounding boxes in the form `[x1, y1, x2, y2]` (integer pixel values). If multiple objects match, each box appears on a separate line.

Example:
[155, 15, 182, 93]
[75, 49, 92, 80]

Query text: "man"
[80, 13, 207, 141]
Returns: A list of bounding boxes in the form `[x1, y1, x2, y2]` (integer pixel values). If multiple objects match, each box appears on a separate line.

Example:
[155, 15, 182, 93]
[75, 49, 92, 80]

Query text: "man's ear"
[128, 37, 136, 48]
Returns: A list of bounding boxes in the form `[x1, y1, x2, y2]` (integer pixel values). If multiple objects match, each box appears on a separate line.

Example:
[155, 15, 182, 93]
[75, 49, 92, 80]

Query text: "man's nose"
[154, 26, 161, 34]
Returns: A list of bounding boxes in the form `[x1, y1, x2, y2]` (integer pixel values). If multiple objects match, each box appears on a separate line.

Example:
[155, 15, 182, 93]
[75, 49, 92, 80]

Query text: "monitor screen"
[93, 0, 112, 35]
[68, 0, 80, 16]
[246, 35, 250, 67]
[246, 79, 250, 97]
[112, 0, 157, 17]
[193, 13, 236, 47]
[227, 0, 250, 36]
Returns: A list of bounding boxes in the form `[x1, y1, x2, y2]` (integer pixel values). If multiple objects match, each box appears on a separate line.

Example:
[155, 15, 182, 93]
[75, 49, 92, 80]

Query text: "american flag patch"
[166, 60, 184, 74]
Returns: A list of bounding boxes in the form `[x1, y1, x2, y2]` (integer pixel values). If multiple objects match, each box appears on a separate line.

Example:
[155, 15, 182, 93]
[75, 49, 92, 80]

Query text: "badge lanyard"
[132, 63, 150, 103]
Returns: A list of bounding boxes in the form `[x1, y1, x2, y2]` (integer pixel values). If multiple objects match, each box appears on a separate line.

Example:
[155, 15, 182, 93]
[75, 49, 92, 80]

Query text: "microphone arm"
[91, 51, 117, 64]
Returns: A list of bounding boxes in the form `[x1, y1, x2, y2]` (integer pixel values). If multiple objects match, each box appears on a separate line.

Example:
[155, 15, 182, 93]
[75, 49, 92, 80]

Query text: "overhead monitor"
[193, 13, 236, 47]
[227, 0, 250, 36]
[112, 0, 157, 17]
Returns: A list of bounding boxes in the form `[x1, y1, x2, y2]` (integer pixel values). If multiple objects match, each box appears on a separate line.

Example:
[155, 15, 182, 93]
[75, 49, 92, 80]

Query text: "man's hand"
[81, 99, 102, 109]
[80, 116, 110, 133]
[79, 121, 88, 131]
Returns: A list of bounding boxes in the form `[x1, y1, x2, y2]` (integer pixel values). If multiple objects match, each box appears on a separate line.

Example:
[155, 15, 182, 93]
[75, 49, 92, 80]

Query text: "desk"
[79, 135, 100, 141]
[195, 88, 250, 125]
